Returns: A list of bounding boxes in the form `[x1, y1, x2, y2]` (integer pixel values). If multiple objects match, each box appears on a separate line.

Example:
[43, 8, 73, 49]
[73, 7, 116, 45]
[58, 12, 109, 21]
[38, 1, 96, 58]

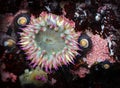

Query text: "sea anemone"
[18, 12, 81, 72]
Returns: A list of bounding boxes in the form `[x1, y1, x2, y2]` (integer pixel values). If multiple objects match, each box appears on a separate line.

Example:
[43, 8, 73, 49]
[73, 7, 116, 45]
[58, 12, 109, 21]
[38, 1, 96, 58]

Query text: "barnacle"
[18, 12, 81, 72]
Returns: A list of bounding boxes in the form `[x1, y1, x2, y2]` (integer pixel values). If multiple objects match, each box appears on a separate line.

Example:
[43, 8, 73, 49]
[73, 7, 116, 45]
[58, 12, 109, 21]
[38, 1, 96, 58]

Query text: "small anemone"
[77, 33, 92, 55]
[18, 12, 81, 72]
[13, 10, 31, 29]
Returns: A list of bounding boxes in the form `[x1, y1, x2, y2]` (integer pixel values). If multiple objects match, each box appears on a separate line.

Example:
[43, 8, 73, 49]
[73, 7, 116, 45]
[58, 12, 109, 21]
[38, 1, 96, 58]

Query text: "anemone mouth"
[35, 27, 65, 54]
[18, 12, 81, 72]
